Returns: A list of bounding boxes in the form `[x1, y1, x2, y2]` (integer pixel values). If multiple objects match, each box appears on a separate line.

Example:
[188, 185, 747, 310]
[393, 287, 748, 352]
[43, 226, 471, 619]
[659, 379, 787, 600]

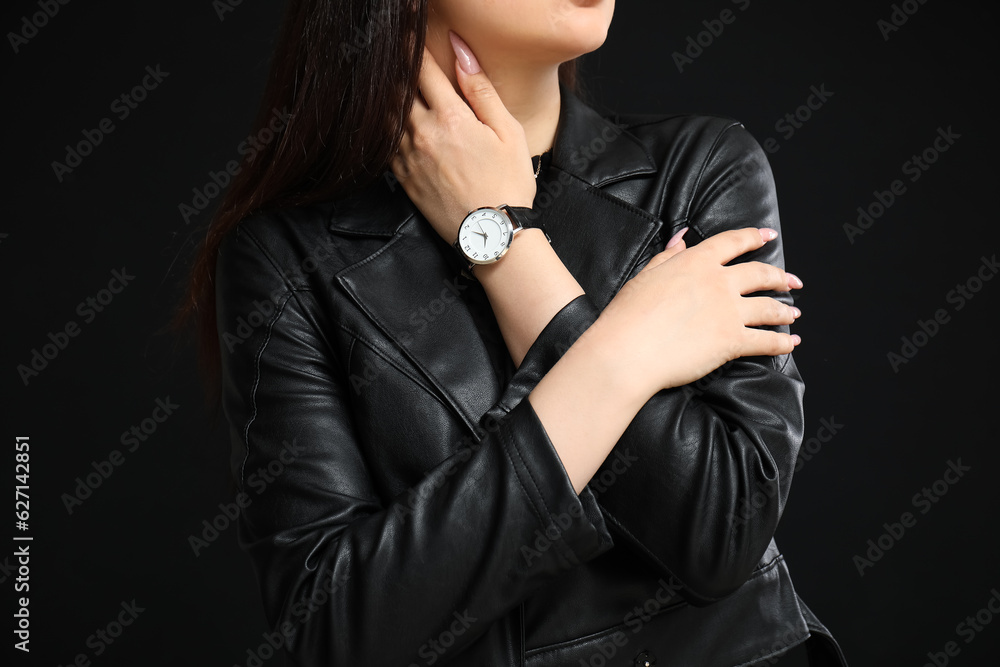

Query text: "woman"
[178, 0, 849, 665]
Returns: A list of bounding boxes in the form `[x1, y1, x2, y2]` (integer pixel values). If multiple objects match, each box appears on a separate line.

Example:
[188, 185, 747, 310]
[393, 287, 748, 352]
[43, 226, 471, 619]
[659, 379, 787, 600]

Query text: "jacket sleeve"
[214, 222, 614, 666]
[498, 122, 805, 605]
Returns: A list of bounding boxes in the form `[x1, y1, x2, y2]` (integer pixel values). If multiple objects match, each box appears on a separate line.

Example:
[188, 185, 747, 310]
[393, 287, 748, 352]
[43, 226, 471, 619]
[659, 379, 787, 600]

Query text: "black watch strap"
[500, 205, 536, 231]
[499, 204, 551, 242]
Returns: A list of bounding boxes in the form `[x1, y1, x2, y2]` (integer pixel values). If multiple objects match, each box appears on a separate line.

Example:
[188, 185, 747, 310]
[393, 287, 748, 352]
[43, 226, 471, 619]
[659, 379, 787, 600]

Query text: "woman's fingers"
[641, 246, 678, 273]
[391, 36, 545, 240]
[739, 296, 801, 327]
[738, 327, 801, 358]
[727, 261, 798, 295]
[415, 45, 462, 113]
[414, 36, 511, 139]
[639, 229, 687, 274]
[407, 90, 430, 132]
[694, 227, 778, 266]
[448, 31, 518, 137]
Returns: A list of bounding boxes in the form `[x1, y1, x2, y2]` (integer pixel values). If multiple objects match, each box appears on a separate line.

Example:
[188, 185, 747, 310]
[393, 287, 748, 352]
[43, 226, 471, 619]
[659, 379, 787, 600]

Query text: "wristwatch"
[453, 204, 550, 278]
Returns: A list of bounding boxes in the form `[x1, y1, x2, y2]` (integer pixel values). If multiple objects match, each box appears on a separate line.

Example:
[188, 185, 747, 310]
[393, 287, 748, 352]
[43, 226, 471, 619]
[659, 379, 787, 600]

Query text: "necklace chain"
[532, 149, 550, 179]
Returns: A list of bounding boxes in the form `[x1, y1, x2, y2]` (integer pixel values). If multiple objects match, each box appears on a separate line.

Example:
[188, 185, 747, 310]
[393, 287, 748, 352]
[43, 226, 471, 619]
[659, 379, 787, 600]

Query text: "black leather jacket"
[215, 82, 849, 667]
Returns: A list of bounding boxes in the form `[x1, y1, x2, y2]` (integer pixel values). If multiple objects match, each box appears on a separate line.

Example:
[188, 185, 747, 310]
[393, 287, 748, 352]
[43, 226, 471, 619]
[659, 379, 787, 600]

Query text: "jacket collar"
[549, 80, 658, 187]
[331, 83, 664, 436]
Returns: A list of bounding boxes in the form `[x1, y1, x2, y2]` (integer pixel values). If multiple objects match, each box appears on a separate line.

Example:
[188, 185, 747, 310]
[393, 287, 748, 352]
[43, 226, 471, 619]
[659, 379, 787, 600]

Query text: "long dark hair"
[173, 0, 584, 400]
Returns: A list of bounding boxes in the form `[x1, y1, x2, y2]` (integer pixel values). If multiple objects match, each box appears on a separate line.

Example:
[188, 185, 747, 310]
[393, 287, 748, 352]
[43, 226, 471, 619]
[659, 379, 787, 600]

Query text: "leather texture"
[215, 81, 850, 666]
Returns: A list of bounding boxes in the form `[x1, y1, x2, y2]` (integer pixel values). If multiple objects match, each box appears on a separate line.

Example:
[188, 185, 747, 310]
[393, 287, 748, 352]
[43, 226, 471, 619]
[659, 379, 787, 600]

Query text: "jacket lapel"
[333, 83, 662, 436]
[530, 176, 663, 311]
[336, 214, 500, 434]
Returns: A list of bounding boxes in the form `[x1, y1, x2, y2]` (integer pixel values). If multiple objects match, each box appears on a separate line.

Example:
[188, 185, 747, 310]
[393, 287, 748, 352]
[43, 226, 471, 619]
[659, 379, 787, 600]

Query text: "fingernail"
[791, 306, 801, 318]
[759, 228, 778, 242]
[791, 334, 802, 346]
[449, 31, 480, 74]
[666, 226, 689, 248]
[787, 272, 804, 289]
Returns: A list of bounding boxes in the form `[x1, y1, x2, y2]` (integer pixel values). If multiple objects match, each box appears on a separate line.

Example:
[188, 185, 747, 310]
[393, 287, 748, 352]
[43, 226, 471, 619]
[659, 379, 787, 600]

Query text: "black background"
[2, 0, 998, 665]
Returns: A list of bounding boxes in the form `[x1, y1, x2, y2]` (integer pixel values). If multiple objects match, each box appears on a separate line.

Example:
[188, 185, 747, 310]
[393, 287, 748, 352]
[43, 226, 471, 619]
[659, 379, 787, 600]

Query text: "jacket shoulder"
[215, 200, 357, 291]
[616, 111, 766, 165]
[609, 111, 775, 228]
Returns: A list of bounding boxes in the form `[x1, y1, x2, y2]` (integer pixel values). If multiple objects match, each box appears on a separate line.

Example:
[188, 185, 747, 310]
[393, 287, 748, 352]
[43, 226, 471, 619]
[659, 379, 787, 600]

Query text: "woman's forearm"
[475, 227, 651, 494]
[474, 227, 586, 367]
[526, 314, 651, 495]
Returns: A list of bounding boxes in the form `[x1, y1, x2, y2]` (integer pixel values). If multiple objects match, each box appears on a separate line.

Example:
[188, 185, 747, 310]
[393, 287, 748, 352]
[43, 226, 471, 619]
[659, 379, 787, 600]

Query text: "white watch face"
[458, 208, 513, 264]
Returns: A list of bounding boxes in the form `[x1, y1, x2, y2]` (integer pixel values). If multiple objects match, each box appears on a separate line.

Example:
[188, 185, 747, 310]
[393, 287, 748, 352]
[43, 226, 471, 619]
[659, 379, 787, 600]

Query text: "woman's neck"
[423, 24, 561, 158]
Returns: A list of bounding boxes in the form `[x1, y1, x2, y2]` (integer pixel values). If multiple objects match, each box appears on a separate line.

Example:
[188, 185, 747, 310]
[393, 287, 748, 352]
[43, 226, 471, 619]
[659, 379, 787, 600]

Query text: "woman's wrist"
[472, 227, 553, 280]
[573, 312, 660, 409]
[473, 228, 585, 367]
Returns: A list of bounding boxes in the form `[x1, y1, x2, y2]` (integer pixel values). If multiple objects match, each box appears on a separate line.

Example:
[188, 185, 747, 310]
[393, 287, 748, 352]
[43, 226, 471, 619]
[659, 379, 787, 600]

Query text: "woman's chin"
[540, 29, 610, 63]
[546, 8, 613, 57]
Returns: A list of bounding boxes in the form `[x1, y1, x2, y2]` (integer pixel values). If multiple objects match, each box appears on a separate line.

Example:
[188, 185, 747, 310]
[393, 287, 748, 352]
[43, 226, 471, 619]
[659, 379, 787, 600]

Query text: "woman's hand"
[592, 226, 804, 396]
[390, 32, 537, 244]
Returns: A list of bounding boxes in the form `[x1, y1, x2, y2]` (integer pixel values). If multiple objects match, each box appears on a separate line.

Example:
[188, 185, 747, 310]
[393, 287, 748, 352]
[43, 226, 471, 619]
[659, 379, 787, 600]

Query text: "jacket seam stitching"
[235, 224, 349, 378]
[615, 112, 738, 132]
[775, 352, 792, 373]
[239, 290, 297, 488]
[683, 120, 744, 232]
[238, 223, 308, 291]
[345, 332, 442, 404]
[733, 629, 811, 667]
[335, 220, 409, 278]
[589, 111, 658, 169]
[505, 417, 555, 521]
[586, 181, 661, 223]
